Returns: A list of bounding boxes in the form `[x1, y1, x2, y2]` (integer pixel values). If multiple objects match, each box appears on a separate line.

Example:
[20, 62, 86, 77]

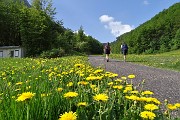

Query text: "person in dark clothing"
[104, 42, 111, 62]
[121, 43, 128, 62]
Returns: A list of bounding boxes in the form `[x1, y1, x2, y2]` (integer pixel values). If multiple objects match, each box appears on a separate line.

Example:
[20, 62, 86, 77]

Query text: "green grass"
[0, 56, 179, 120]
[110, 50, 180, 72]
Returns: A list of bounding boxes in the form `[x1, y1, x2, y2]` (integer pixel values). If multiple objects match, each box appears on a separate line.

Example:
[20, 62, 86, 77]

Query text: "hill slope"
[111, 2, 180, 54]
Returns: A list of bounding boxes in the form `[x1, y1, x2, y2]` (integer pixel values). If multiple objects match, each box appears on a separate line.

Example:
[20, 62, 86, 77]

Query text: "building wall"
[0, 47, 24, 58]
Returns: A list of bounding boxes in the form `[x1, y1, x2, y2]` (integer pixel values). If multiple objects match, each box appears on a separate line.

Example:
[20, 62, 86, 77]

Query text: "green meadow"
[111, 50, 180, 72]
[0, 56, 179, 120]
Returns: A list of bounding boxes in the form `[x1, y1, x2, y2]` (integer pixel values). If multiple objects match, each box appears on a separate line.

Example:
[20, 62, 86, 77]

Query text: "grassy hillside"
[111, 2, 180, 54]
[110, 50, 180, 71]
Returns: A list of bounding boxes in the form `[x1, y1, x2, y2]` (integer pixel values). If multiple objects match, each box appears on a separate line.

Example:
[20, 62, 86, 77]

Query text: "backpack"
[122, 44, 128, 50]
[105, 45, 110, 50]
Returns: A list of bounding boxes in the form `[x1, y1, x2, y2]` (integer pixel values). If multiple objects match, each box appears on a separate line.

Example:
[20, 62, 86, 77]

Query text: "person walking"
[121, 42, 128, 62]
[104, 42, 111, 62]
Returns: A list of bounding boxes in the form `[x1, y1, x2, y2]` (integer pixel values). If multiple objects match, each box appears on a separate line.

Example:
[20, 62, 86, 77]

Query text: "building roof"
[0, 46, 22, 49]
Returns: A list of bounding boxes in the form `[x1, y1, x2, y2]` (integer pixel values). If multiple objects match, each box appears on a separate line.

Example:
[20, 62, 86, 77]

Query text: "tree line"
[111, 2, 180, 54]
[0, 0, 103, 57]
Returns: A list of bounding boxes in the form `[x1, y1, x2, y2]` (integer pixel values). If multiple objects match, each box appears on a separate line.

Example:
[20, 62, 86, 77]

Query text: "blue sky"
[29, 0, 179, 43]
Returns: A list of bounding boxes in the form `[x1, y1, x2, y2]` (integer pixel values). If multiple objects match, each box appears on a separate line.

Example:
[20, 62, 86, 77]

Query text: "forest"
[0, 0, 103, 57]
[111, 2, 180, 54]
[1, 0, 179, 57]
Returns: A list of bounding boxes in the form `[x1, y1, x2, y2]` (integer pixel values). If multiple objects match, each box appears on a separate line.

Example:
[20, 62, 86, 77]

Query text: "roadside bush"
[40, 48, 65, 58]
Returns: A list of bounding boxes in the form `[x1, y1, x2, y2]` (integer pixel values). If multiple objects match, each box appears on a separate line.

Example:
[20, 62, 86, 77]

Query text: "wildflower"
[108, 82, 113, 86]
[131, 90, 139, 94]
[121, 76, 127, 80]
[93, 93, 108, 102]
[59, 111, 77, 120]
[123, 86, 133, 93]
[167, 104, 177, 110]
[144, 104, 159, 111]
[93, 87, 99, 92]
[128, 74, 135, 79]
[57, 88, 63, 92]
[114, 79, 122, 82]
[142, 91, 154, 95]
[113, 85, 123, 90]
[67, 82, 73, 87]
[79, 73, 84, 77]
[8, 82, 11, 86]
[94, 69, 103, 74]
[175, 103, 180, 108]
[140, 111, 156, 120]
[125, 95, 139, 101]
[90, 84, 96, 88]
[15, 82, 23, 85]
[16, 92, 35, 102]
[77, 102, 87, 107]
[64, 92, 78, 98]
[74, 64, 84, 68]
[78, 81, 88, 85]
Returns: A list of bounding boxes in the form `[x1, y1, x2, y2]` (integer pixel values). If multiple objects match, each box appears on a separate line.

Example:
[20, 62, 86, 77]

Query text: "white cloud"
[99, 15, 114, 23]
[99, 15, 134, 37]
[143, 0, 150, 5]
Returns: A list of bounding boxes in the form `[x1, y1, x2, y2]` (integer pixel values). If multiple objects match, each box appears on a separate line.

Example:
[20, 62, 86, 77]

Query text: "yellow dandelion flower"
[140, 111, 156, 120]
[93, 93, 108, 102]
[2, 72, 6, 76]
[57, 88, 63, 92]
[67, 82, 73, 87]
[94, 69, 103, 74]
[123, 86, 133, 93]
[74, 64, 84, 68]
[79, 73, 84, 77]
[93, 87, 99, 92]
[114, 79, 122, 82]
[150, 98, 161, 105]
[78, 81, 89, 85]
[142, 91, 154, 95]
[108, 82, 113, 86]
[90, 84, 96, 88]
[144, 104, 159, 111]
[59, 111, 77, 120]
[121, 76, 127, 80]
[113, 85, 123, 90]
[167, 104, 177, 110]
[128, 74, 135, 79]
[15, 82, 23, 85]
[131, 90, 139, 94]
[8, 82, 11, 86]
[125, 95, 139, 101]
[175, 103, 180, 108]
[64, 92, 78, 98]
[16, 92, 35, 102]
[77, 102, 87, 107]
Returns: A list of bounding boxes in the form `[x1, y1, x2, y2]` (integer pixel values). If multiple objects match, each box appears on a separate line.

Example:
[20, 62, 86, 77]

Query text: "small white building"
[0, 46, 24, 58]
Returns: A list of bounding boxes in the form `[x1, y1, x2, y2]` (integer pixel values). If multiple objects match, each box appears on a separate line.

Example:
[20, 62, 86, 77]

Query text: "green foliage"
[0, 0, 103, 57]
[40, 48, 65, 58]
[111, 3, 180, 54]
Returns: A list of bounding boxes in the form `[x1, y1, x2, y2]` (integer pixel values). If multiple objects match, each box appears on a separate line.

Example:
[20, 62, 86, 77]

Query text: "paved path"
[88, 55, 180, 117]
